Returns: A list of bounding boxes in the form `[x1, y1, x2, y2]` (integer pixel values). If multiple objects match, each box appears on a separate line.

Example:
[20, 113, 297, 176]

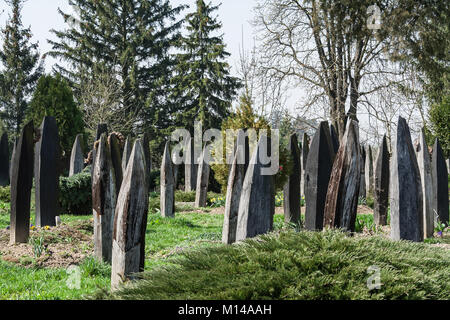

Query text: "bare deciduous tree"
[252, 0, 415, 139]
[236, 33, 290, 120]
[79, 65, 141, 144]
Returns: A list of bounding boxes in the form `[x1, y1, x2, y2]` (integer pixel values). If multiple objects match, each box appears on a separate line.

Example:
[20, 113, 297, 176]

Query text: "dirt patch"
[354, 225, 391, 238]
[0, 220, 94, 269]
[357, 205, 374, 215]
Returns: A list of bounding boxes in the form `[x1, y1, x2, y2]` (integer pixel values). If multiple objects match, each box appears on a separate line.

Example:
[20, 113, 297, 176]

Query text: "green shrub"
[0, 186, 10, 203]
[175, 191, 196, 202]
[59, 166, 92, 215]
[104, 230, 450, 300]
[211, 95, 292, 193]
[429, 95, 450, 157]
[209, 197, 225, 208]
[206, 192, 222, 206]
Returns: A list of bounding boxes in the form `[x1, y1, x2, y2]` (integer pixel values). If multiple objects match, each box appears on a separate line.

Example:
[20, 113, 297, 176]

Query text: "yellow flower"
[44, 226, 50, 230]
[30, 226, 35, 231]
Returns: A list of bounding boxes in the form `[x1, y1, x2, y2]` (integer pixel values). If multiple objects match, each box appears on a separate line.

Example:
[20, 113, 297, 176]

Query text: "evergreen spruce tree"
[170, 0, 241, 132]
[388, 0, 449, 104]
[48, 0, 185, 140]
[0, 0, 43, 137]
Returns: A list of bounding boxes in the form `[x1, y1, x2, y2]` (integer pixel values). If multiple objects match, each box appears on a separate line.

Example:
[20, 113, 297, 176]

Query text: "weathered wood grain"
[111, 140, 149, 290]
[323, 120, 361, 232]
[10, 121, 34, 244]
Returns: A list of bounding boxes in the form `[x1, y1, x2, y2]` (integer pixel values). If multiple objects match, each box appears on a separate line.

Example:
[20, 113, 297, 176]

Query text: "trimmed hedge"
[59, 166, 92, 215]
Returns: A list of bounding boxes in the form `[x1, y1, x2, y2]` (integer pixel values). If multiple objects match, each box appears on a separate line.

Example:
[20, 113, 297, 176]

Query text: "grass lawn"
[0, 192, 235, 300]
[0, 191, 449, 300]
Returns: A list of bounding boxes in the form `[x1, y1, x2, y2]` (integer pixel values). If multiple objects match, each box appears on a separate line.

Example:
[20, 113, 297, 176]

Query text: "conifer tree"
[170, 0, 241, 132]
[0, 0, 43, 137]
[27, 74, 84, 161]
[48, 0, 185, 136]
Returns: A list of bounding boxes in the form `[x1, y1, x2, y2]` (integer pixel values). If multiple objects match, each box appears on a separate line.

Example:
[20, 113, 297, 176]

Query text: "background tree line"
[0, 0, 240, 169]
[0, 0, 448, 170]
[251, 0, 449, 155]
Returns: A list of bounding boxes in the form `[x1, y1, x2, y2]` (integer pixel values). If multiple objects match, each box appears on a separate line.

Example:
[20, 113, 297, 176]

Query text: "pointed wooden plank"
[142, 133, 152, 187]
[139, 133, 152, 272]
[222, 131, 249, 244]
[9, 138, 17, 182]
[109, 133, 123, 194]
[173, 163, 179, 191]
[390, 117, 423, 242]
[69, 134, 84, 177]
[359, 145, 366, 198]
[111, 140, 149, 290]
[0, 133, 9, 186]
[304, 122, 335, 231]
[300, 133, 309, 198]
[323, 120, 361, 232]
[222, 152, 245, 244]
[161, 142, 175, 218]
[96, 124, 108, 140]
[414, 129, 434, 237]
[185, 137, 198, 192]
[283, 134, 301, 224]
[91, 123, 108, 176]
[329, 124, 340, 154]
[195, 146, 210, 208]
[10, 121, 34, 244]
[35, 117, 60, 227]
[365, 146, 374, 198]
[235, 135, 275, 241]
[92, 134, 117, 263]
[373, 135, 390, 226]
[122, 137, 132, 174]
[432, 139, 449, 226]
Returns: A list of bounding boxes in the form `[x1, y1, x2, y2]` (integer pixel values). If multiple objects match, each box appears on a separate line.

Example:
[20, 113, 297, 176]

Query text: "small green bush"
[429, 95, 450, 157]
[29, 236, 46, 258]
[59, 166, 92, 215]
[209, 195, 226, 208]
[0, 186, 10, 203]
[175, 191, 196, 202]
